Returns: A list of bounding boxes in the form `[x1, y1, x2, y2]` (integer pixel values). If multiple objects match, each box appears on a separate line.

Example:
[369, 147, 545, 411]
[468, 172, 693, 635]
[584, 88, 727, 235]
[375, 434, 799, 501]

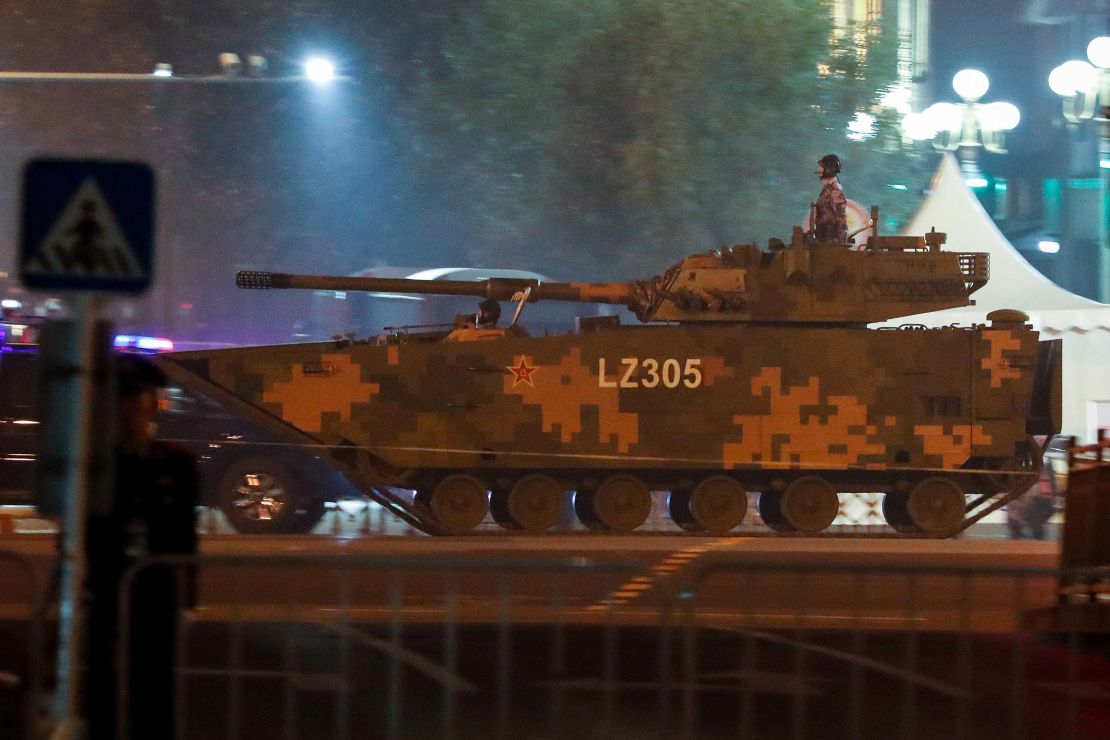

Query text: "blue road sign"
[19, 158, 156, 293]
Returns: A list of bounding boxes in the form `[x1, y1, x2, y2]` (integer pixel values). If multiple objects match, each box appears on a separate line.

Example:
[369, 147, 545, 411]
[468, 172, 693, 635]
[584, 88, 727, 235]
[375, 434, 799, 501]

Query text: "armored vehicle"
[160, 222, 1061, 536]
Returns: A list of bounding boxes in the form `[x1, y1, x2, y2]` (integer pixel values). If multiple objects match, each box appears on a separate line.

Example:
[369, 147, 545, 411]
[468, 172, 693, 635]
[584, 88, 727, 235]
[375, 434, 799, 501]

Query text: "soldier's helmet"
[476, 298, 501, 328]
[817, 153, 841, 178]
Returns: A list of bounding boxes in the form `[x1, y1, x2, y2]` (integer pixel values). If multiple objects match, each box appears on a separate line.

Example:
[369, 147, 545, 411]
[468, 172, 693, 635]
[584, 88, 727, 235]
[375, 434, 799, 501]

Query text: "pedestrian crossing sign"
[19, 158, 155, 293]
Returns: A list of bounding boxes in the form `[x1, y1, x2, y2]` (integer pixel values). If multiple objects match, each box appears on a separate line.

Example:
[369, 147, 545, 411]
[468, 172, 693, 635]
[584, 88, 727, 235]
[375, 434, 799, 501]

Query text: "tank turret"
[237, 226, 987, 326]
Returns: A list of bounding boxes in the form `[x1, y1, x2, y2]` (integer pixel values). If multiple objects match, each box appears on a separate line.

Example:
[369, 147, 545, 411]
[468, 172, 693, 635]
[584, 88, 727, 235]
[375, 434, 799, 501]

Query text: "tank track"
[349, 467, 1040, 539]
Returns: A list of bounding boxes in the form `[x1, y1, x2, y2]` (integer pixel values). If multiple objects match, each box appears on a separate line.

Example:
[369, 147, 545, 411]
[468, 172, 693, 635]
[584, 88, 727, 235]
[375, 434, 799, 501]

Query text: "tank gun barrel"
[236, 270, 636, 306]
[237, 226, 981, 326]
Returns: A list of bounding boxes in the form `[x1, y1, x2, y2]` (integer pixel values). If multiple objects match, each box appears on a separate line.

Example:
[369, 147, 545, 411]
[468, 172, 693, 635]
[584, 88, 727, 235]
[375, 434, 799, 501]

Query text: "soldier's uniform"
[812, 153, 848, 244]
[84, 358, 197, 740]
[814, 180, 848, 243]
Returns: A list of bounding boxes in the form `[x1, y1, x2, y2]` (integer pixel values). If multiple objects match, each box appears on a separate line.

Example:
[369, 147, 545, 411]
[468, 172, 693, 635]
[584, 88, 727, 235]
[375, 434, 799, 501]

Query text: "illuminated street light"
[1049, 37, 1110, 127]
[1038, 240, 1062, 255]
[905, 68, 1020, 188]
[1049, 36, 1110, 300]
[1048, 60, 1099, 102]
[1049, 36, 1110, 171]
[1, 54, 351, 85]
[304, 57, 336, 83]
[902, 111, 938, 142]
[952, 69, 989, 101]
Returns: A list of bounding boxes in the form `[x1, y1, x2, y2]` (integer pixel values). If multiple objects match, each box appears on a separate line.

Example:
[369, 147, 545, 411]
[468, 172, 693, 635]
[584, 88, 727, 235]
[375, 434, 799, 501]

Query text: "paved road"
[0, 532, 1062, 630]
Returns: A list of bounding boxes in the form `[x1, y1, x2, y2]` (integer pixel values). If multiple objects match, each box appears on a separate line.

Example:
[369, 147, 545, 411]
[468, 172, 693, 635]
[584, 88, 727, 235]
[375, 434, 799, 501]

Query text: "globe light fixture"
[1088, 36, 1110, 71]
[901, 112, 937, 141]
[1049, 60, 1098, 99]
[980, 102, 1021, 132]
[952, 69, 989, 101]
[907, 68, 1020, 187]
[918, 102, 962, 136]
[1049, 36, 1110, 300]
[1049, 36, 1110, 125]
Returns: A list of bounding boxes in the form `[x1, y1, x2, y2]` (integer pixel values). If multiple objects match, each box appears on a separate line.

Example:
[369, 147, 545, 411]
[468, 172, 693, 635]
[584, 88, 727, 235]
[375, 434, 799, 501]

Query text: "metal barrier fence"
[116, 555, 654, 740]
[0, 548, 44, 740]
[111, 554, 1110, 740]
[678, 557, 1110, 740]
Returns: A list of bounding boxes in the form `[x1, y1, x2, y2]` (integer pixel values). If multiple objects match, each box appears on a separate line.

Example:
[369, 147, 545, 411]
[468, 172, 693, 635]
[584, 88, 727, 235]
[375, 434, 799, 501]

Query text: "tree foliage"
[393, 0, 932, 278]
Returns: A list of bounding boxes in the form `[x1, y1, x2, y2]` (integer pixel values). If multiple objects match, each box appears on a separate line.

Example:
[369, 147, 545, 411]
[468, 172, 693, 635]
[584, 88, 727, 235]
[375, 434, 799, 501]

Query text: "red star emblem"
[506, 355, 537, 387]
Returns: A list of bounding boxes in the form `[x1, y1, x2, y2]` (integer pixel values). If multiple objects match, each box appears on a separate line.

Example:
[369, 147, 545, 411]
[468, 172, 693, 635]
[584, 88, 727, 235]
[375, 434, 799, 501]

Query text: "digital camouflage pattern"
[813, 180, 848, 243]
[163, 228, 1060, 536]
[172, 320, 1047, 476]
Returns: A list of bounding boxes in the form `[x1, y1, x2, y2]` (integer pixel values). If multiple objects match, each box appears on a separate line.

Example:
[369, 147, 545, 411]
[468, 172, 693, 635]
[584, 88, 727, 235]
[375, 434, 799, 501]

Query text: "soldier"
[85, 355, 198, 739]
[475, 298, 501, 329]
[811, 154, 848, 243]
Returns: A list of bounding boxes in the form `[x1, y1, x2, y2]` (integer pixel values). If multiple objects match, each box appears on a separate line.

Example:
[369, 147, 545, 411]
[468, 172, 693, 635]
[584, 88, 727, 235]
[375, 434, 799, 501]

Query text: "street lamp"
[304, 57, 337, 83]
[1049, 36, 1110, 141]
[0, 54, 351, 85]
[1049, 36, 1110, 300]
[902, 68, 1020, 187]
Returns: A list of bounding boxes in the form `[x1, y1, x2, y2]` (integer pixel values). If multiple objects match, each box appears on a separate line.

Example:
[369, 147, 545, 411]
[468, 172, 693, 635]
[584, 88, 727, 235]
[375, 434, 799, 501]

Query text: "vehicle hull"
[165, 320, 1055, 496]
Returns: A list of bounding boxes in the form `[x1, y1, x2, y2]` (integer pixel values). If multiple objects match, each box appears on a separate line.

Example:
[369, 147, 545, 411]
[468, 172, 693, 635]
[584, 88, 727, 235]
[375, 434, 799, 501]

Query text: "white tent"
[896, 154, 1110, 441]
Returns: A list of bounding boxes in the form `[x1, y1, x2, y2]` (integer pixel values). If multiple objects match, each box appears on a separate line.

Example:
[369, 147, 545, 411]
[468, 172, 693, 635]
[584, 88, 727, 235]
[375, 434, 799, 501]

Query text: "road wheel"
[671, 476, 747, 533]
[574, 489, 602, 530]
[757, 491, 793, 532]
[218, 456, 319, 534]
[882, 492, 916, 533]
[780, 476, 839, 533]
[422, 474, 489, 534]
[907, 477, 966, 536]
[492, 474, 566, 532]
[588, 475, 652, 532]
[668, 491, 698, 531]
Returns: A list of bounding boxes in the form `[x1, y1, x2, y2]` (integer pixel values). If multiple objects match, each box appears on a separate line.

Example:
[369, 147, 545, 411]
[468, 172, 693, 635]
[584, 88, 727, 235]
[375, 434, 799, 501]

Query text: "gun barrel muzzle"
[237, 271, 291, 289]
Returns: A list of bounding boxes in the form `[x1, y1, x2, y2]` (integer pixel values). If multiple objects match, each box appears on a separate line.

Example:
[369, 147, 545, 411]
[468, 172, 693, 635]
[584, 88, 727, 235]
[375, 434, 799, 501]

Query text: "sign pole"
[18, 156, 156, 736]
[51, 292, 101, 733]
